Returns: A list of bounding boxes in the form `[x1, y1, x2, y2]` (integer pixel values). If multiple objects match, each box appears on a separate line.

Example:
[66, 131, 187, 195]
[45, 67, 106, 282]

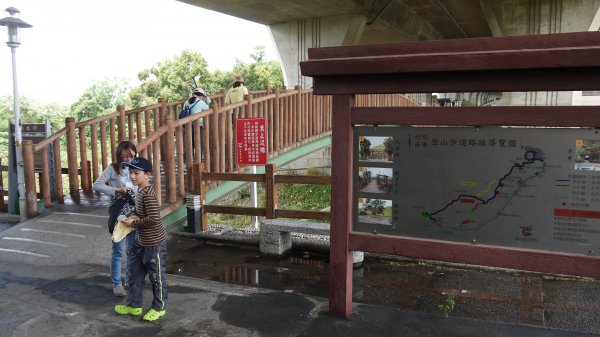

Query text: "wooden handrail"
[19, 87, 417, 217]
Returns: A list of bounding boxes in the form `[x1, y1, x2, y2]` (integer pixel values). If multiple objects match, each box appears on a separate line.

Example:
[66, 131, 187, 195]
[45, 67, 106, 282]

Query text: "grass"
[207, 168, 332, 228]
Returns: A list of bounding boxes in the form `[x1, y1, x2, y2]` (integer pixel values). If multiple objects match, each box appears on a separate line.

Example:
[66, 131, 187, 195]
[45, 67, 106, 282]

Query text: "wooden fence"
[192, 163, 331, 231]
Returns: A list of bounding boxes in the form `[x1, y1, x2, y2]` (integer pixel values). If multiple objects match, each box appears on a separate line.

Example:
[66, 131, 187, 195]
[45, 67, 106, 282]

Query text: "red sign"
[236, 118, 268, 166]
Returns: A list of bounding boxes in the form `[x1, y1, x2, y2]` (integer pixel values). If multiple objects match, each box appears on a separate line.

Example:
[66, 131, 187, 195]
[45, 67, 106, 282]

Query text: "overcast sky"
[0, 0, 278, 105]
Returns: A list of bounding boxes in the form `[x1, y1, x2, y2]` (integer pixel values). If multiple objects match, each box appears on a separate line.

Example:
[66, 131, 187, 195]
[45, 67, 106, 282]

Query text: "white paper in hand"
[112, 215, 139, 242]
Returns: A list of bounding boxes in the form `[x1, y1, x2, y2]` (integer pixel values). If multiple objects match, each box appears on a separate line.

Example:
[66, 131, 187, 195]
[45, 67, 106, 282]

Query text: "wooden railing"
[192, 163, 331, 231]
[20, 87, 418, 218]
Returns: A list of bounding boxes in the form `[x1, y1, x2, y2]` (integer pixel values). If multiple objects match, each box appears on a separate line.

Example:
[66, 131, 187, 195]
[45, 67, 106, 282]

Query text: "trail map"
[354, 126, 600, 255]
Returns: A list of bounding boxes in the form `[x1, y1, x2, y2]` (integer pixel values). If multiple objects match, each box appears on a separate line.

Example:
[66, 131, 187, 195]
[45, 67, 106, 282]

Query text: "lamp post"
[0, 7, 32, 221]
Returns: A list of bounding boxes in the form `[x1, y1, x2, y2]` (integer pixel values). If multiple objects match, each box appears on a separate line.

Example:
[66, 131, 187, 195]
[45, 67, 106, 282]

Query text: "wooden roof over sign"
[300, 31, 600, 94]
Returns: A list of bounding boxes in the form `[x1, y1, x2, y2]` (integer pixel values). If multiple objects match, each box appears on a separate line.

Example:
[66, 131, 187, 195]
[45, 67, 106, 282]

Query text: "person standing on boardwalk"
[92, 140, 138, 297]
[181, 87, 211, 160]
[224, 75, 248, 105]
[115, 157, 168, 322]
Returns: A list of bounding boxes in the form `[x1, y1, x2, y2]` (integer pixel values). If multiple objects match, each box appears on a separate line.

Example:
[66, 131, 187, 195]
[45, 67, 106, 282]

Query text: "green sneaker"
[114, 305, 142, 316]
[143, 308, 166, 321]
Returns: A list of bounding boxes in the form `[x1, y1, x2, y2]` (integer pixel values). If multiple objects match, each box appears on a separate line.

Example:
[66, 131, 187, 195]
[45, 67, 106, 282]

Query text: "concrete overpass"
[179, 0, 600, 106]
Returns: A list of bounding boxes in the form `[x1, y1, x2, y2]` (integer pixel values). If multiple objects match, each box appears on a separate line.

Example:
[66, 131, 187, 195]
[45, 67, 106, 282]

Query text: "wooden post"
[294, 85, 301, 143]
[136, 111, 143, 153]
[118, 105, 126, 143]
[53, 138, 64, 204]
[0, 159, 4, 212]
[226, 108, 233, 172]
[329, 94, 355, 317]
[265, 164, 277, 219]
[164, 112, 176, 204]
[22, 141, 37, 218]
[90, 123, 99, 182]
[203, 112, 211, 170]
[219, 108, 226, 173]
[65, 117, 80, 200]
[246, 94, 253, 118]
[210, 102, 220, 173]
[40, 147, 51, 208]
[109, 118, 117, 163]
[100, 120, 108, 171]
[274, 90, 280, 152]
[144, 109, 152, 163]
[79, 126, 91, 193]
[176, 124, 185, 198]
[158, 98, 167, 161]
[192, 163, 200, 195]
[128, 112, 134, 141]
[152, 138, 162, 207]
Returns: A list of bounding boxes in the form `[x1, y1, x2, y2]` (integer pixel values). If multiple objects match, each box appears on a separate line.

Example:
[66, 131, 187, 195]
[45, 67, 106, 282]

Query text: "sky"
[0, 0, 279, 105]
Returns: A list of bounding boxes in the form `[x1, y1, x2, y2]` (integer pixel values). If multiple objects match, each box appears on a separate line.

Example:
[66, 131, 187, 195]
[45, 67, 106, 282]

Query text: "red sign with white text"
[236, 118, 268, 166]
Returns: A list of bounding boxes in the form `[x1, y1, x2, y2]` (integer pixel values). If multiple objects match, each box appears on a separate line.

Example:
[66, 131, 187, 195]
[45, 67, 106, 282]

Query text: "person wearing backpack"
[180, 88, 211, 161]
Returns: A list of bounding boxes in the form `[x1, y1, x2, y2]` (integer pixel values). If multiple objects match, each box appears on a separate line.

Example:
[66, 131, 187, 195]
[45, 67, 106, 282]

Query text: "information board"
[354, 126, 600, 255]
[236, 118, 268, 166]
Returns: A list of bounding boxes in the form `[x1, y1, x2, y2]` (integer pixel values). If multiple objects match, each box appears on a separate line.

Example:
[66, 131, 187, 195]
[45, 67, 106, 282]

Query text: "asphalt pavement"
[0, 204, 598, 337]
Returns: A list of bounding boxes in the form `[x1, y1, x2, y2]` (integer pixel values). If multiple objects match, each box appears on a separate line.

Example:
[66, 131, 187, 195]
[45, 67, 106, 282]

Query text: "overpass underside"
[179, 0, 600, 106]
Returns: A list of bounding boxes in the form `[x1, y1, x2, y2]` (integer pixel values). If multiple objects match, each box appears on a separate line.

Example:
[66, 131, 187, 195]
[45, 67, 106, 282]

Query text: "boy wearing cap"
[114, 157, 168, 322]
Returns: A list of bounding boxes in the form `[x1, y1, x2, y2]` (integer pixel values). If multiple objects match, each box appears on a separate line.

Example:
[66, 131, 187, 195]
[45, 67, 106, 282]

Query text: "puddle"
[166, 236, 330, 299]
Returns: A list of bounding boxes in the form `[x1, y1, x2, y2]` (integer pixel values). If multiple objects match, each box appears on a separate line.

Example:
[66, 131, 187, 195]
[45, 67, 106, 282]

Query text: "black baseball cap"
[122, 157, 153, 173]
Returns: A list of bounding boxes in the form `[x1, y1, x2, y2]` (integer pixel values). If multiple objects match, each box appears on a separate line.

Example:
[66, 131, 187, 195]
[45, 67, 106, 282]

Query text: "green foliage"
[134, 50, 210, 104]
[437, 295, 456, 317]
[69, 78, 131, 121]
[383, 137, 394, 154]
[277, 184, 331, 211]
[359, 138, 371, 160]
[230, 46, 284, 91]
[207, 169, 332, 228]
[0, 95, 70, 160]
[363, 198, 385, 215]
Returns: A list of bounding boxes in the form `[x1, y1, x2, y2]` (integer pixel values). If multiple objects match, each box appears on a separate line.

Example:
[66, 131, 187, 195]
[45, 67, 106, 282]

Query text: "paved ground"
[0, 204, 599, 337]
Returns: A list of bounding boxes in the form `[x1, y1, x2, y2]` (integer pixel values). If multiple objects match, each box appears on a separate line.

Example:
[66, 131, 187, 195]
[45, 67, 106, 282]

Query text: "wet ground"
[166, 235, 600, 335]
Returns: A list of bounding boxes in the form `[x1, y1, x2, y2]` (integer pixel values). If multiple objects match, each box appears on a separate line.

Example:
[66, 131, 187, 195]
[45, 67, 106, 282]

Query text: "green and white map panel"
[354, 126, 600, 255]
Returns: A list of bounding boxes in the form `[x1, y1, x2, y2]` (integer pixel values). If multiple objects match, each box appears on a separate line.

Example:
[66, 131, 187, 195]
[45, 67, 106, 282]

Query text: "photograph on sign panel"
[574, 139, 600, 171]
[358, 167, 393, 194]
[358, 136, 394, 162]
[357, 198, 392, 225]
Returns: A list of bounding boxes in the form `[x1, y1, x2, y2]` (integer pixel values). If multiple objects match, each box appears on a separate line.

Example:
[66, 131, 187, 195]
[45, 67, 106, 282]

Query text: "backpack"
[178, 100, 200, 119]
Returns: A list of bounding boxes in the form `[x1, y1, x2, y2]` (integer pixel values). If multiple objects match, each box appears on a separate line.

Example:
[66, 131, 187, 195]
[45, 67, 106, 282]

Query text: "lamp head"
[0, 7, 32, 48]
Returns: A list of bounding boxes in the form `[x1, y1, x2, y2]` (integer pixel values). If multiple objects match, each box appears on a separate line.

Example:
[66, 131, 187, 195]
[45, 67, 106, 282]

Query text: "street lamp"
[0, 7, 32, 220]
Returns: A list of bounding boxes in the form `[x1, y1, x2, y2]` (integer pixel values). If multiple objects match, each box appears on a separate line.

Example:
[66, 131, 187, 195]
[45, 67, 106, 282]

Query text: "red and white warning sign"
[236, 118, 268, 166]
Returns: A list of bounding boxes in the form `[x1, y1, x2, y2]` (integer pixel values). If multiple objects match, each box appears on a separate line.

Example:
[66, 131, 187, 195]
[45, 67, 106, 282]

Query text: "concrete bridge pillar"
[481, 0, 600, 106]
[269, 14, 366, 89]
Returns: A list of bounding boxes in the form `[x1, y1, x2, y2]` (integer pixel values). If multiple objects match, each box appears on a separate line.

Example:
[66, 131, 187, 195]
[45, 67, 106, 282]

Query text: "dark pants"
[126, 239, 168, 311]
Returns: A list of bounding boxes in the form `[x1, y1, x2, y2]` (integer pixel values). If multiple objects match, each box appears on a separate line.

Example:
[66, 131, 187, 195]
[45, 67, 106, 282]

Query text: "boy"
[114, 157, 168, 321]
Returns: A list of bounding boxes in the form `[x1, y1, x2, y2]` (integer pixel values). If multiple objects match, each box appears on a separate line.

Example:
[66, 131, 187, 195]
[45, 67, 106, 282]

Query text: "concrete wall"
[280, 147, 332, 175]
[269, 14, 366, 88]
[485, 0, 600, 106]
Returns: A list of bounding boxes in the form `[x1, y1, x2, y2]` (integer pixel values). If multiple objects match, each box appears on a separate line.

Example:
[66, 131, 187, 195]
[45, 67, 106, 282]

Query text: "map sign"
[354, 126, 600, 255]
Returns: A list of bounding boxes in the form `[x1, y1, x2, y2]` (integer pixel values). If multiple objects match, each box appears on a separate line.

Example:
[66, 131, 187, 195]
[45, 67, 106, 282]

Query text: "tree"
[363, 198, 386, 215]
[230, 46, 284, 90]
[359, 138, 371, 160]
[133, 50, 210, 104]
[0, 95, 70, 161]
[70, 78, 131, 121]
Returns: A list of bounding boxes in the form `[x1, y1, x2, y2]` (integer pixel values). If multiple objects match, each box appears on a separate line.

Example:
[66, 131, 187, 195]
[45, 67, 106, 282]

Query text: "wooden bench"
[259, 219, 364, 264]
